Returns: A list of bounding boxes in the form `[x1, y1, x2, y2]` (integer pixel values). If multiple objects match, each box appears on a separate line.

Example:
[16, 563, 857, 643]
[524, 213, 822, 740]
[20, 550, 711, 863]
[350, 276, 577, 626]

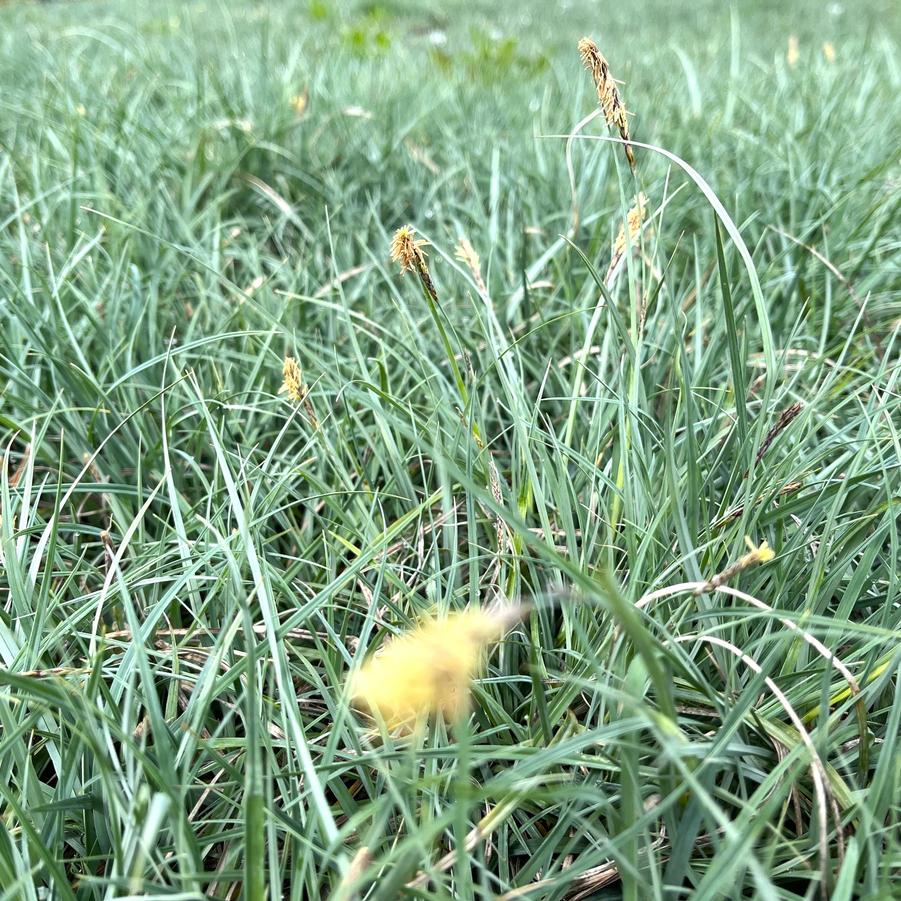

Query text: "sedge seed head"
[613, 192, 648, 256]
[350, 608, 510, 730]
[578, 37, 634, 169]
[390, 225, 428, 274]
[454, 236, 480, 271]
[281, 356, 305, 403]
[578, 37, 629, 132]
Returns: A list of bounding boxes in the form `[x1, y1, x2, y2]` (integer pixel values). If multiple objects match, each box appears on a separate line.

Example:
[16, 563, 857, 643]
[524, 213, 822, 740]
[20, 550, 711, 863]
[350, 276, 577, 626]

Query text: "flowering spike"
[281, 356, 306, 404]
[578, 37, 635, 170]
[390, 225, 439, 303]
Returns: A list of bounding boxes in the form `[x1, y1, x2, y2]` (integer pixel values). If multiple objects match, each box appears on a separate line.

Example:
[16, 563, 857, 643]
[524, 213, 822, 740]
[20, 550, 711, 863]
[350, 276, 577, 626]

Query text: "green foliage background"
[0, 0, 898, 898]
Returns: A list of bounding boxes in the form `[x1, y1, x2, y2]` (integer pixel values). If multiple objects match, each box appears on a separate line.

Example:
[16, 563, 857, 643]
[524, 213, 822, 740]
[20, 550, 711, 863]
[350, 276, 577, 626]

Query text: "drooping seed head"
[578, 37, 635, 169]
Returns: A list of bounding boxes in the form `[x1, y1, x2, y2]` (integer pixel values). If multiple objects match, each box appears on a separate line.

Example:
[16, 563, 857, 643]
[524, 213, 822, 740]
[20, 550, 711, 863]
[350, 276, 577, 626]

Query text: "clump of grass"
[0, 0, 898, 898]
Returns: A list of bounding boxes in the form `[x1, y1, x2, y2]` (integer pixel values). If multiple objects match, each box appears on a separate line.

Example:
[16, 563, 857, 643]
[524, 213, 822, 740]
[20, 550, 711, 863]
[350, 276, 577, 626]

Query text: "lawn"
[0, 0, 899, 898]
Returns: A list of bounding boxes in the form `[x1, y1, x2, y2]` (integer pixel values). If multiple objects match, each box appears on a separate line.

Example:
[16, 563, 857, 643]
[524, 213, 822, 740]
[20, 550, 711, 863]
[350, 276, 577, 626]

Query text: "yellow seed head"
[578, 37, 634, 169]
[695, 537, 776, 595]
[280, 356, 305, 403]
[787, 36, 800, 68]
[350, 608, 511, 729]
[743, 536, 775, 565]
[578, 38, 628, 131]
[455, 236, 489, 298]
[613, 192, 648, 256]
[454, 236, 480, 272]
[390, 225, 429, 275]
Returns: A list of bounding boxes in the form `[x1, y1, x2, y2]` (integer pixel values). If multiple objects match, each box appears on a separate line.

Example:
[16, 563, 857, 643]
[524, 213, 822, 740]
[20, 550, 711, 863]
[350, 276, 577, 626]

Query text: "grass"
[0, 0, 899, 897]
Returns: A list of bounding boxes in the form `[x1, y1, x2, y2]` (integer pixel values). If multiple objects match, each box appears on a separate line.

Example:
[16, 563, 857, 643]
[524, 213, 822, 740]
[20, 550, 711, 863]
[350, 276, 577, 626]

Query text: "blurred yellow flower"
[823, 42, 836, 63]
[350, 608, 513, 729]
[787, 36, 800, 68]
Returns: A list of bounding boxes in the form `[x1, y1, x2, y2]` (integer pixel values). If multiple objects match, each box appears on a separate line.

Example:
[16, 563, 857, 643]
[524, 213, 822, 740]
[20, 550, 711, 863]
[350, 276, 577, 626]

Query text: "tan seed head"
[613, 192, 648, 256]
[281, 356, 306, 404]
[578, 37, 635, 170]
[390, 225, 428, 275]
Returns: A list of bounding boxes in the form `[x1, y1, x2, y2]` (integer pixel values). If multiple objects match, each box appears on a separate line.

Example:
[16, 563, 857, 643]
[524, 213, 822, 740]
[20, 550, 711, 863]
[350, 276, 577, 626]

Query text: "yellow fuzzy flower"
[787, 36, 800, 68]
[350, 608, 513, 729]
[745, 537, 775, 564]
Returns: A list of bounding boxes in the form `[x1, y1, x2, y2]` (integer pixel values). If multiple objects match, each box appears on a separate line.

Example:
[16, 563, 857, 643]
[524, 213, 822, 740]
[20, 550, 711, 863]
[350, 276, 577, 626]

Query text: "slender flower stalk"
[390, 225, 469, 407]
[578, 37, 635, 171]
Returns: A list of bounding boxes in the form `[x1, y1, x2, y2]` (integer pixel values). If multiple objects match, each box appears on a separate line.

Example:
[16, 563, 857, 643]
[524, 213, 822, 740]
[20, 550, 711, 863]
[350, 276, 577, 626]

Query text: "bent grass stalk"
[390, 225, 470, 411]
